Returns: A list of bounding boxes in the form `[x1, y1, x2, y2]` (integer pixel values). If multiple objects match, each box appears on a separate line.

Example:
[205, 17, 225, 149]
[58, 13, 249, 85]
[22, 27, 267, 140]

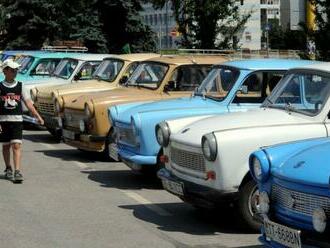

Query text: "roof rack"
[41, 45, 88, 53]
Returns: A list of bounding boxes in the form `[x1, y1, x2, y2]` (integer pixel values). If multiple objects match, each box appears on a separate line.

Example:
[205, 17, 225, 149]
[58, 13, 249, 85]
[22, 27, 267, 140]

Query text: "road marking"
[42, 143, 56, 149]
[74, 161, 91, 170]
[121, 190, 172, 217]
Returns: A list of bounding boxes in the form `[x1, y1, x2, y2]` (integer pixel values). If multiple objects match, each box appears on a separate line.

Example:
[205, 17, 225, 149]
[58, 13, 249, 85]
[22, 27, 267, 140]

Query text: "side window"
[233, 72, 283, 104]
[275, 75, 301, 104]
[32, 59, 60, 75]
[166, 66, 210, 92]
[76, 62, 100, 80]
[123, 62, 138, 78]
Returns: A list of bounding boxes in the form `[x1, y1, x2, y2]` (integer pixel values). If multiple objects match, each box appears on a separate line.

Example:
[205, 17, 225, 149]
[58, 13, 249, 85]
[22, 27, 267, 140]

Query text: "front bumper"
[41, 114, 62, 130]
[63, 129, 106, 152]
[157, 168, 238, 208]
[118, 145, 157, 166]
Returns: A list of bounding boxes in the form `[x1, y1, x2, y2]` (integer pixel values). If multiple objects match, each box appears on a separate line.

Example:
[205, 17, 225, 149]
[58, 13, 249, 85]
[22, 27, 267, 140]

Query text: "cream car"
[157, 62, 330, 231]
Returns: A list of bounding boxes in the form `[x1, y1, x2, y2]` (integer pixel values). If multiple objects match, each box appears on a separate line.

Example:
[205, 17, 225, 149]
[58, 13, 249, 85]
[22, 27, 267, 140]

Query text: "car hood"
[272, 140, 330, 188]
[112, 96, 226, 124]
[23, 77, 67, 85]
[37, 80, 117, 98]
[64, 87, 161, 111]
[171, 108, 314, 145]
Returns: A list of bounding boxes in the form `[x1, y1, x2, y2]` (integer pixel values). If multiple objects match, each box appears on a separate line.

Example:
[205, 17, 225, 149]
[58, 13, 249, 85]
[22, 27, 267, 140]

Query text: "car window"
[54, 59, 79, 79]
[31, 59, 61, 75]
[165, 65, 210, 91]
[93, 59, 124, 82]
[18, 56, 35, 74]
[233, 71, 283, 104]
[76, 62, 101, 80]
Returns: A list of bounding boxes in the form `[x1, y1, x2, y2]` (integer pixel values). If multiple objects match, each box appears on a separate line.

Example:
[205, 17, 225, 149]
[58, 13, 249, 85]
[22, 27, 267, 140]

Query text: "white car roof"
[294, 62, 330, 73]
[62, 53, 112, 61]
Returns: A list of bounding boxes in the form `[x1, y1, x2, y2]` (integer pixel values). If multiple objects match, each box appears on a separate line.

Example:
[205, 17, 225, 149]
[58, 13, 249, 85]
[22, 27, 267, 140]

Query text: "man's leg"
[2, 143, 11, 168]
[12, 143, 21, 171]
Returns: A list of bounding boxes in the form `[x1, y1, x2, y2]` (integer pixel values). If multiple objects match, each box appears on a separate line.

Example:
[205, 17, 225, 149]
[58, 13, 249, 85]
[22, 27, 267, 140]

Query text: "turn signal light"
[160, 155, 169, 163]
[206, 171, 216, 180]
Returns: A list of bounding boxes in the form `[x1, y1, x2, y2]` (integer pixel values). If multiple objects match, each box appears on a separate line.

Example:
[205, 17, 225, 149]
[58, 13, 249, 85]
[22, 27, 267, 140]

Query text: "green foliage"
[311, 0, 330, 60]
[146, 0, 250, 49]
[0, 0, 156, 53]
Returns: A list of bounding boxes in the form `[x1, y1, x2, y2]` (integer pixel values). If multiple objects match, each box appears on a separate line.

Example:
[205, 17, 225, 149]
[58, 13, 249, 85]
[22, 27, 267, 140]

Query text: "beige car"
[61, 55, 227, 158]
[34, 53, 159, 138]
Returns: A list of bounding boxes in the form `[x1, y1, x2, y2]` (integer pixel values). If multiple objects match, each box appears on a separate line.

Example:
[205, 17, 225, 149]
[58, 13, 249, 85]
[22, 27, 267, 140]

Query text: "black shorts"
[0, 122, 23, 144]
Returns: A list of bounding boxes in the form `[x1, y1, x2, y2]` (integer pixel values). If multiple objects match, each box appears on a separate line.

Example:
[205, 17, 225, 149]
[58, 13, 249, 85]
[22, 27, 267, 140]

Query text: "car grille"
[170, 146, 206, 172]
[116, 125, 136, 146]
[37, 101, 55, 115]
[271, 184, 330, 217]
[64, 110, 86, 129]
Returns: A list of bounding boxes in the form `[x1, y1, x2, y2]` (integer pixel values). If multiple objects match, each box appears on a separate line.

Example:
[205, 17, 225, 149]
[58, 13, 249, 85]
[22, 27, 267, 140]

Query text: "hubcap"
[248, 185, 260, 218]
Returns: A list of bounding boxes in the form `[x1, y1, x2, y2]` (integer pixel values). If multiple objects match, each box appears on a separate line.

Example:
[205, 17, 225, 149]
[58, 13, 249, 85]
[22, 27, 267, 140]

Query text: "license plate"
[264, 219, 301, 248]
[162, 179, 184, 196]
[63, 129, 75, 140]
[109, 143, 119, 161]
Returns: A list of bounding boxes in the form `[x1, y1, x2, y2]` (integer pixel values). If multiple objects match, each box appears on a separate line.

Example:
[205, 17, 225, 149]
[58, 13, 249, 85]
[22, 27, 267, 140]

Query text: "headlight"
[84, 103, 94, 118]
[155, 122, 170, 147]
[249, 153, 270, 182]
[79, 120, 85, 132]
[313, 208, 327, 233]
[253, 157, 263, 181]
[258, 191, 270, 215]
[202, 133, 217, 161]
[30, 88, 37, 102]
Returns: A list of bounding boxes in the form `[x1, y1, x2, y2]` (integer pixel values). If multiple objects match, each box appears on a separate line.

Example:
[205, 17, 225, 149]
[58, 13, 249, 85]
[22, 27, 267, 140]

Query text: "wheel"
[237, 179, 262, 231]
[46, 128, 62, 143]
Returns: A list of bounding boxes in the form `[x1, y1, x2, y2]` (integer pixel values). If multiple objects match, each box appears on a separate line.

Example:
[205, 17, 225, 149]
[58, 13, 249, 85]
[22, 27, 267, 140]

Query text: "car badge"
[293, 161, 305, 169]
[181, 128, 190, 134]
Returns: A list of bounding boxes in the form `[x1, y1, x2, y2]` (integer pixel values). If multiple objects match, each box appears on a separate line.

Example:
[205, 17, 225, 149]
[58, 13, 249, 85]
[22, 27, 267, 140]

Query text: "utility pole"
[165, 0, 169, 48]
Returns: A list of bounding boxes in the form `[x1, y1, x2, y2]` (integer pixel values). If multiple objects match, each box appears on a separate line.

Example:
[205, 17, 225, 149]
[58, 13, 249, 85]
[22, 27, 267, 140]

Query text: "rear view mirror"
[119, 76, 128, 85]
[239, 85, 248, 94]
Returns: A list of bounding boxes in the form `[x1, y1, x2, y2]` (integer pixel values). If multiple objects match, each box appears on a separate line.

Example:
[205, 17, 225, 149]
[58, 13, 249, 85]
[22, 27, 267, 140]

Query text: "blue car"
[109, 59, 316, 172]
[249, 138, 330, 247]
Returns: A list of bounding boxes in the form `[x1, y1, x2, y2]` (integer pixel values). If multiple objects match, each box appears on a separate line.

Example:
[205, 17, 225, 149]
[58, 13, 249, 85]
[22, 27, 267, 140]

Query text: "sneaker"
[14, 170, 23, 182]
[4, 167, 13, 179]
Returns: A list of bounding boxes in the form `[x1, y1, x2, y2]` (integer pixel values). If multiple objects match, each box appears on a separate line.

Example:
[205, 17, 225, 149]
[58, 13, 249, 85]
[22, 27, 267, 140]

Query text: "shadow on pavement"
[82, 169, 162, 190]
[23, 133, 60, 145]
[119, 202, 260, 236]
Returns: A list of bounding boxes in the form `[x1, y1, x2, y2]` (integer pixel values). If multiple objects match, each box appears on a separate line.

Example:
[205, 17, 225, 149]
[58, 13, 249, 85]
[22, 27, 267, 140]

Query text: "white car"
[23, 53, 110, 123]
[156, 62, 330, 231]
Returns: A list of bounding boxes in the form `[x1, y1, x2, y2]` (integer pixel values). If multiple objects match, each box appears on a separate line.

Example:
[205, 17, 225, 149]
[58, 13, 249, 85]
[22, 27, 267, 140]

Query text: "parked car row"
[1, 50, 329, 247]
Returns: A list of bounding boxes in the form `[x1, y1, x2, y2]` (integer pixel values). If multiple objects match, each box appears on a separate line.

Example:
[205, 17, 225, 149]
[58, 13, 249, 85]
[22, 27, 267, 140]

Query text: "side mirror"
[164, 81, 175, 92]
[119, 76, 128, 85]
[239, 85, 248, 94]
[74, 73, 81, 81]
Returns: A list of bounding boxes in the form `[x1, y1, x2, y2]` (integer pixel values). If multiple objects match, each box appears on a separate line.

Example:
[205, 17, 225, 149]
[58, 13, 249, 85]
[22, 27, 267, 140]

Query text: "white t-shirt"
[0, 80, 31, 122]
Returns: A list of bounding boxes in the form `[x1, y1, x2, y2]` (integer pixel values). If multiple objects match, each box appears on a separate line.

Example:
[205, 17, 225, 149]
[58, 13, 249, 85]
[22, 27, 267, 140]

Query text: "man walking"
[0, 59, 44, 183]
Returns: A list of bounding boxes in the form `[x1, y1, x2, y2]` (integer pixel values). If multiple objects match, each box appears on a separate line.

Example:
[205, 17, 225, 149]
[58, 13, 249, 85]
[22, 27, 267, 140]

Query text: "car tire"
[103, 129, 117, 162]
[238, 179, 262, 232]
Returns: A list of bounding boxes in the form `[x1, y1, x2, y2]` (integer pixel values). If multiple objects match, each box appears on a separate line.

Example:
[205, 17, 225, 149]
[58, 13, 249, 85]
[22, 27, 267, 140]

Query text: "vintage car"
[33, 53, 158, 138]
[109, 59, 315, 172]
[156, 62, 330, 231]
[61, 55, 227, 157]
[23, 53, 110, 123]
[249, 138, 330, 247]
[0, 51, 81, 82]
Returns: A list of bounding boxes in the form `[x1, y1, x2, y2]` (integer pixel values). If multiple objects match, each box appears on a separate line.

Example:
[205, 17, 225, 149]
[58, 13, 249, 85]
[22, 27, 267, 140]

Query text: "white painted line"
[42, 143, 56, 149]
[121, 190, 172, 217]
[74, 161, 90, 170]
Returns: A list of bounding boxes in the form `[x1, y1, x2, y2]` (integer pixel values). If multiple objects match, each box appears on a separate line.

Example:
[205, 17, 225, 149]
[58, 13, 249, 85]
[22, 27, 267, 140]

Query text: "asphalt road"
[0, 130, 262, 248]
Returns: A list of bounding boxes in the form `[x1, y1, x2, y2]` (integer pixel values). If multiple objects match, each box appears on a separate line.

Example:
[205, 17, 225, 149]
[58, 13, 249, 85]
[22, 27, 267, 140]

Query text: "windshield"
[18, 56, 35, 74]
[75, 61, 100, 80]
[196, 66, 240, 100]
[126, 63, 168, 89]
[93, 59, 124, 82]
[264, 71, 330, 116]
[30, 59, 61, 76]
[54, 59, 78, 79]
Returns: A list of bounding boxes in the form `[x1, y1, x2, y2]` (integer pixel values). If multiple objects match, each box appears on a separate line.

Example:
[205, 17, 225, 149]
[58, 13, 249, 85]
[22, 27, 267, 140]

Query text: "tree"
[311, 0, 330, 60]
[146, 0, 250, 49]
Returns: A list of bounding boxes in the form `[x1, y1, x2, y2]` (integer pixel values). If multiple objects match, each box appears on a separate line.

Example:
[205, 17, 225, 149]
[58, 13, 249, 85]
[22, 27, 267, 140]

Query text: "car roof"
[293, 62, 330, 73]
[144, 55, 228, 65]
[60, 53, 111, 61]
[103, 53, 159, 62]
[21, 52, 88, 59]
[221, 59, 317, 70]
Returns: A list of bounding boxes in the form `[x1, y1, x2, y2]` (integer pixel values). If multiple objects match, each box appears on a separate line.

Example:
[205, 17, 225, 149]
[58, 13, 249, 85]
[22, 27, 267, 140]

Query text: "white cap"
[1, 59, 21, 71]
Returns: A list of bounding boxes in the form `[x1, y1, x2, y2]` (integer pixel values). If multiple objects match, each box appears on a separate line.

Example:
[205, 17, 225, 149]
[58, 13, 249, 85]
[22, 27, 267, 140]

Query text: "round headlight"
[202, 133, 217, 161]
[155, 122, 170, 147]
[258, 191, 270, 215]
[30, 88, 37, 102]
[253, 157, 263, 181]
[313, 208, 327, 233]
[84, 103, 94, 118]
[79, 120, 86, 133]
